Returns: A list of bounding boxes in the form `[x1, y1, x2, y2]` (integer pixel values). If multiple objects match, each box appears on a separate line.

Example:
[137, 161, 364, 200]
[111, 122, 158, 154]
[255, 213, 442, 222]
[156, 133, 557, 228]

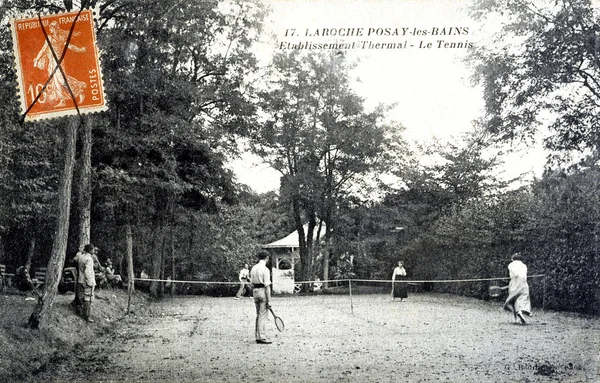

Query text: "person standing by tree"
[74, 244, 96, 323]
[235, 263, 251, 299]
[250, 250, 272, 344]
[71, 248, 84, 311]
[391, 261, 408, 302]
[503, 252, 532, 324]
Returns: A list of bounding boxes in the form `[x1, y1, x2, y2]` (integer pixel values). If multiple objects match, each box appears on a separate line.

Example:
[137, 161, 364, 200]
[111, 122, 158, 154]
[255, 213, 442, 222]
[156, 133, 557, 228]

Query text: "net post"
[127, 279, 133, 314]
[349, 279, 354, 314]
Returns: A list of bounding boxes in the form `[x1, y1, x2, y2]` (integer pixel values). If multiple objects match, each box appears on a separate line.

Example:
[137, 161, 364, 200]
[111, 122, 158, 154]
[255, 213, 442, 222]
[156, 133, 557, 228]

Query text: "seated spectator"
[105, 258, 123, 288]
[92, 247, 107, 287]
[14, 265, 34, 291]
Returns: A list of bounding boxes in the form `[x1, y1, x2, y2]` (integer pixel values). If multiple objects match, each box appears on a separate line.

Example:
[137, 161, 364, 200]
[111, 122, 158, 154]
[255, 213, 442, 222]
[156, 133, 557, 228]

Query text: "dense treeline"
[328, 140, 599, 314]
[0, 0, 598, 322]
[0, 0, 280, 301]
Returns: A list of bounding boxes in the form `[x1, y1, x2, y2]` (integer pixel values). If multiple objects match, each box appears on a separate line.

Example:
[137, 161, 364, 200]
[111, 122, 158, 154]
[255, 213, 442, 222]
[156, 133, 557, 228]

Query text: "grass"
[0, 286, 148, 382]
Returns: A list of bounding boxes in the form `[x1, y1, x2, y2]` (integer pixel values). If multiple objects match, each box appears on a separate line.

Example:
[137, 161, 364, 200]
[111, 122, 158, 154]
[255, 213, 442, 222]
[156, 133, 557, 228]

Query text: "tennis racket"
[268, 307, 285, 332]
[488, 285, 509, 297]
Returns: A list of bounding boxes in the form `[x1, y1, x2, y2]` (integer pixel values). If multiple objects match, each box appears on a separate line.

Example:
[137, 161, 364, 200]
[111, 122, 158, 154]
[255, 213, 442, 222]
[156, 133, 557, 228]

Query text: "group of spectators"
[85, 246, 123, 289]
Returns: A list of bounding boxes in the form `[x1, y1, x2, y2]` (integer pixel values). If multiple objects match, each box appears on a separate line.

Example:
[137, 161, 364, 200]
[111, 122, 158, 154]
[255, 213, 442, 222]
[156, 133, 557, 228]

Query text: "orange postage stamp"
[10, 10, 106, 121]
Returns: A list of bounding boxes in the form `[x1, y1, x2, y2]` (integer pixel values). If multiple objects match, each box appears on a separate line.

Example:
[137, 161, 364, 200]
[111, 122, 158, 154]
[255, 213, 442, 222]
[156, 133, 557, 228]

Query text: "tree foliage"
[94, 0, 265, 220]
[471, 0, 600, 155]
[253, 51, 401, 282]
[379, 134, 510, 277]
[1, 0, 598, 318]
[465, 0, 600, 314]
[0, 0, 267, 299]
[523, 164, 600, 313]
[0, 3, 67, 270]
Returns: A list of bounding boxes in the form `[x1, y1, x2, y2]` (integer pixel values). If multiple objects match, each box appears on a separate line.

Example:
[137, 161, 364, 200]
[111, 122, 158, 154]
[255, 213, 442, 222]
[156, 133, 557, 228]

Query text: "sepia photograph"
[0, 0, 599, 382]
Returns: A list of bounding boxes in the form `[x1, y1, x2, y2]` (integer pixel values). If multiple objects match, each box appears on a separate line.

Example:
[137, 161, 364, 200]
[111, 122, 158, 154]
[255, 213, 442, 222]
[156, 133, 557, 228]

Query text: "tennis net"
[133, 274, 546, 309]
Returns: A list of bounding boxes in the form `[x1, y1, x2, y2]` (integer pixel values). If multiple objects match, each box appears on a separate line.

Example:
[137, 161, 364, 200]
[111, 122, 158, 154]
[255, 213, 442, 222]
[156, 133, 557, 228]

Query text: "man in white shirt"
[74, 244, 97, 323]
[235, 263, 251, 299]
[503, 252, 532, 324]
[250, 250, 272, 344]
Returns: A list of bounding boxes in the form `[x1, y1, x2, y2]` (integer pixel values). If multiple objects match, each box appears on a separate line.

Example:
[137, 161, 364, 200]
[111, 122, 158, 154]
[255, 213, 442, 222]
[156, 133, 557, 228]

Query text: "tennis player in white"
[250, 250, 272, 344]
[503, 252, 532, 324]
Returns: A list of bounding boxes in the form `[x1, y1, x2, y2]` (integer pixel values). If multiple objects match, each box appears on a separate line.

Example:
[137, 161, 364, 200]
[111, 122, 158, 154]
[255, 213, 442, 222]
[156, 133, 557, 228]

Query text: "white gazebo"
[263, 224, 325, 294]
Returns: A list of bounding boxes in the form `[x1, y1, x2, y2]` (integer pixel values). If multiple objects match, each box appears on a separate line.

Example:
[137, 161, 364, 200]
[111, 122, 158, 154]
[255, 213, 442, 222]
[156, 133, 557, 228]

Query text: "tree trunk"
[138, 226, 147, 275]
[25, 234, 36, 273]
[292, 197, 309, 284]
[308, 215, 318, 285]
[126, 223, 135, 314]
[29, 118, 78, 329]
[159, 229, 166, 296]
[187, 218, 196, 288]
[70, 116, 92, 306]
[77, 116, 92, 248]
[149, 227, 165, 297]
[321, 212, 332, 289]
[170, 226, 175, 296]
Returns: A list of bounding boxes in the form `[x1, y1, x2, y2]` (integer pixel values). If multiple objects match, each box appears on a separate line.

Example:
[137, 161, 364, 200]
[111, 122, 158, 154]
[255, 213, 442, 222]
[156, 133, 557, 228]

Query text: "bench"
[59, 267, 77, 293]
[32, 267, 47, 289]
[0, 264, 5, 290]
[62, 267, 76, 283]
[0, 264, 14, 290]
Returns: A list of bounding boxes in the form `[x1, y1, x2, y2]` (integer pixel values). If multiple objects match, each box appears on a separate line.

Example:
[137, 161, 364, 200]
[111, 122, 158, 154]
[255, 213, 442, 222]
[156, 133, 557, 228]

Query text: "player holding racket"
[250, 250, 273, 344]
[503, 252, 532, 324]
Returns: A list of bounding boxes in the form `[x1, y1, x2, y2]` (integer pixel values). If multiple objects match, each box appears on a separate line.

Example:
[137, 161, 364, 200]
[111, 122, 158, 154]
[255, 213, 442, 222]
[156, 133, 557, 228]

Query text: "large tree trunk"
[29, 118, 78, 329]
[292, 197, 309, 284]
[126, 223, 135, 314]
[71, 116, 92, 306]
[321, 143, 334, 289]
[321, 232, 331, 288]
[77, 116, 93, 248]
[322, 206, 333, 289]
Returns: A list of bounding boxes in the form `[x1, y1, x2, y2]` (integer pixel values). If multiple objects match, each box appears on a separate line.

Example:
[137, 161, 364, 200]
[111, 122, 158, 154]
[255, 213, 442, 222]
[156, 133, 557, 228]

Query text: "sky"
[230, 0, 548, 193]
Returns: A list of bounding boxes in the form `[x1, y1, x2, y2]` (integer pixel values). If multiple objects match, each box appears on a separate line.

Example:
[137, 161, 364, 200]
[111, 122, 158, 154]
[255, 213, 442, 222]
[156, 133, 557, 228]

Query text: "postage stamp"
[9, 9, 107, 122]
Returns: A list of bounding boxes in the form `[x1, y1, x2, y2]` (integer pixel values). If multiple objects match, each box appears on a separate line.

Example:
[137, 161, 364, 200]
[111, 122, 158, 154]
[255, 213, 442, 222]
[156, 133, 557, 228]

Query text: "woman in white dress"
[391, 261, 408, 302]
[503, 252, 532, 324]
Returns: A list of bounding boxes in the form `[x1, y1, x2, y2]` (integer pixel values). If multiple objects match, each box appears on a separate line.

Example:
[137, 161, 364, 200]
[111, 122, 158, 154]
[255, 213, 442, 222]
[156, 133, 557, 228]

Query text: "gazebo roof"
[262, 224, 326, 249]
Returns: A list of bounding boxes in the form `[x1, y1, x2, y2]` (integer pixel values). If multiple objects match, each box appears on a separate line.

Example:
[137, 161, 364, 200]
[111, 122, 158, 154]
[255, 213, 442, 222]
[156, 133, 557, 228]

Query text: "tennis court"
[37, 290, 599, 383]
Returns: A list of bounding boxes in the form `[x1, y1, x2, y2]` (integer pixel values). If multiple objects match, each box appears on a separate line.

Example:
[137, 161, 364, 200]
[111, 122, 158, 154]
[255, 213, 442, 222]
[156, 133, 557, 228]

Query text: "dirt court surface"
[37, 292, 599, 383]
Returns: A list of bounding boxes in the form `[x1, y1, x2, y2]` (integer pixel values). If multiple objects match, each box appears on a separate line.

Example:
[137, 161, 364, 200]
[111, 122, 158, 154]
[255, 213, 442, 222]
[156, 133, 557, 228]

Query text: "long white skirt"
[503, 276, 531, 314]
